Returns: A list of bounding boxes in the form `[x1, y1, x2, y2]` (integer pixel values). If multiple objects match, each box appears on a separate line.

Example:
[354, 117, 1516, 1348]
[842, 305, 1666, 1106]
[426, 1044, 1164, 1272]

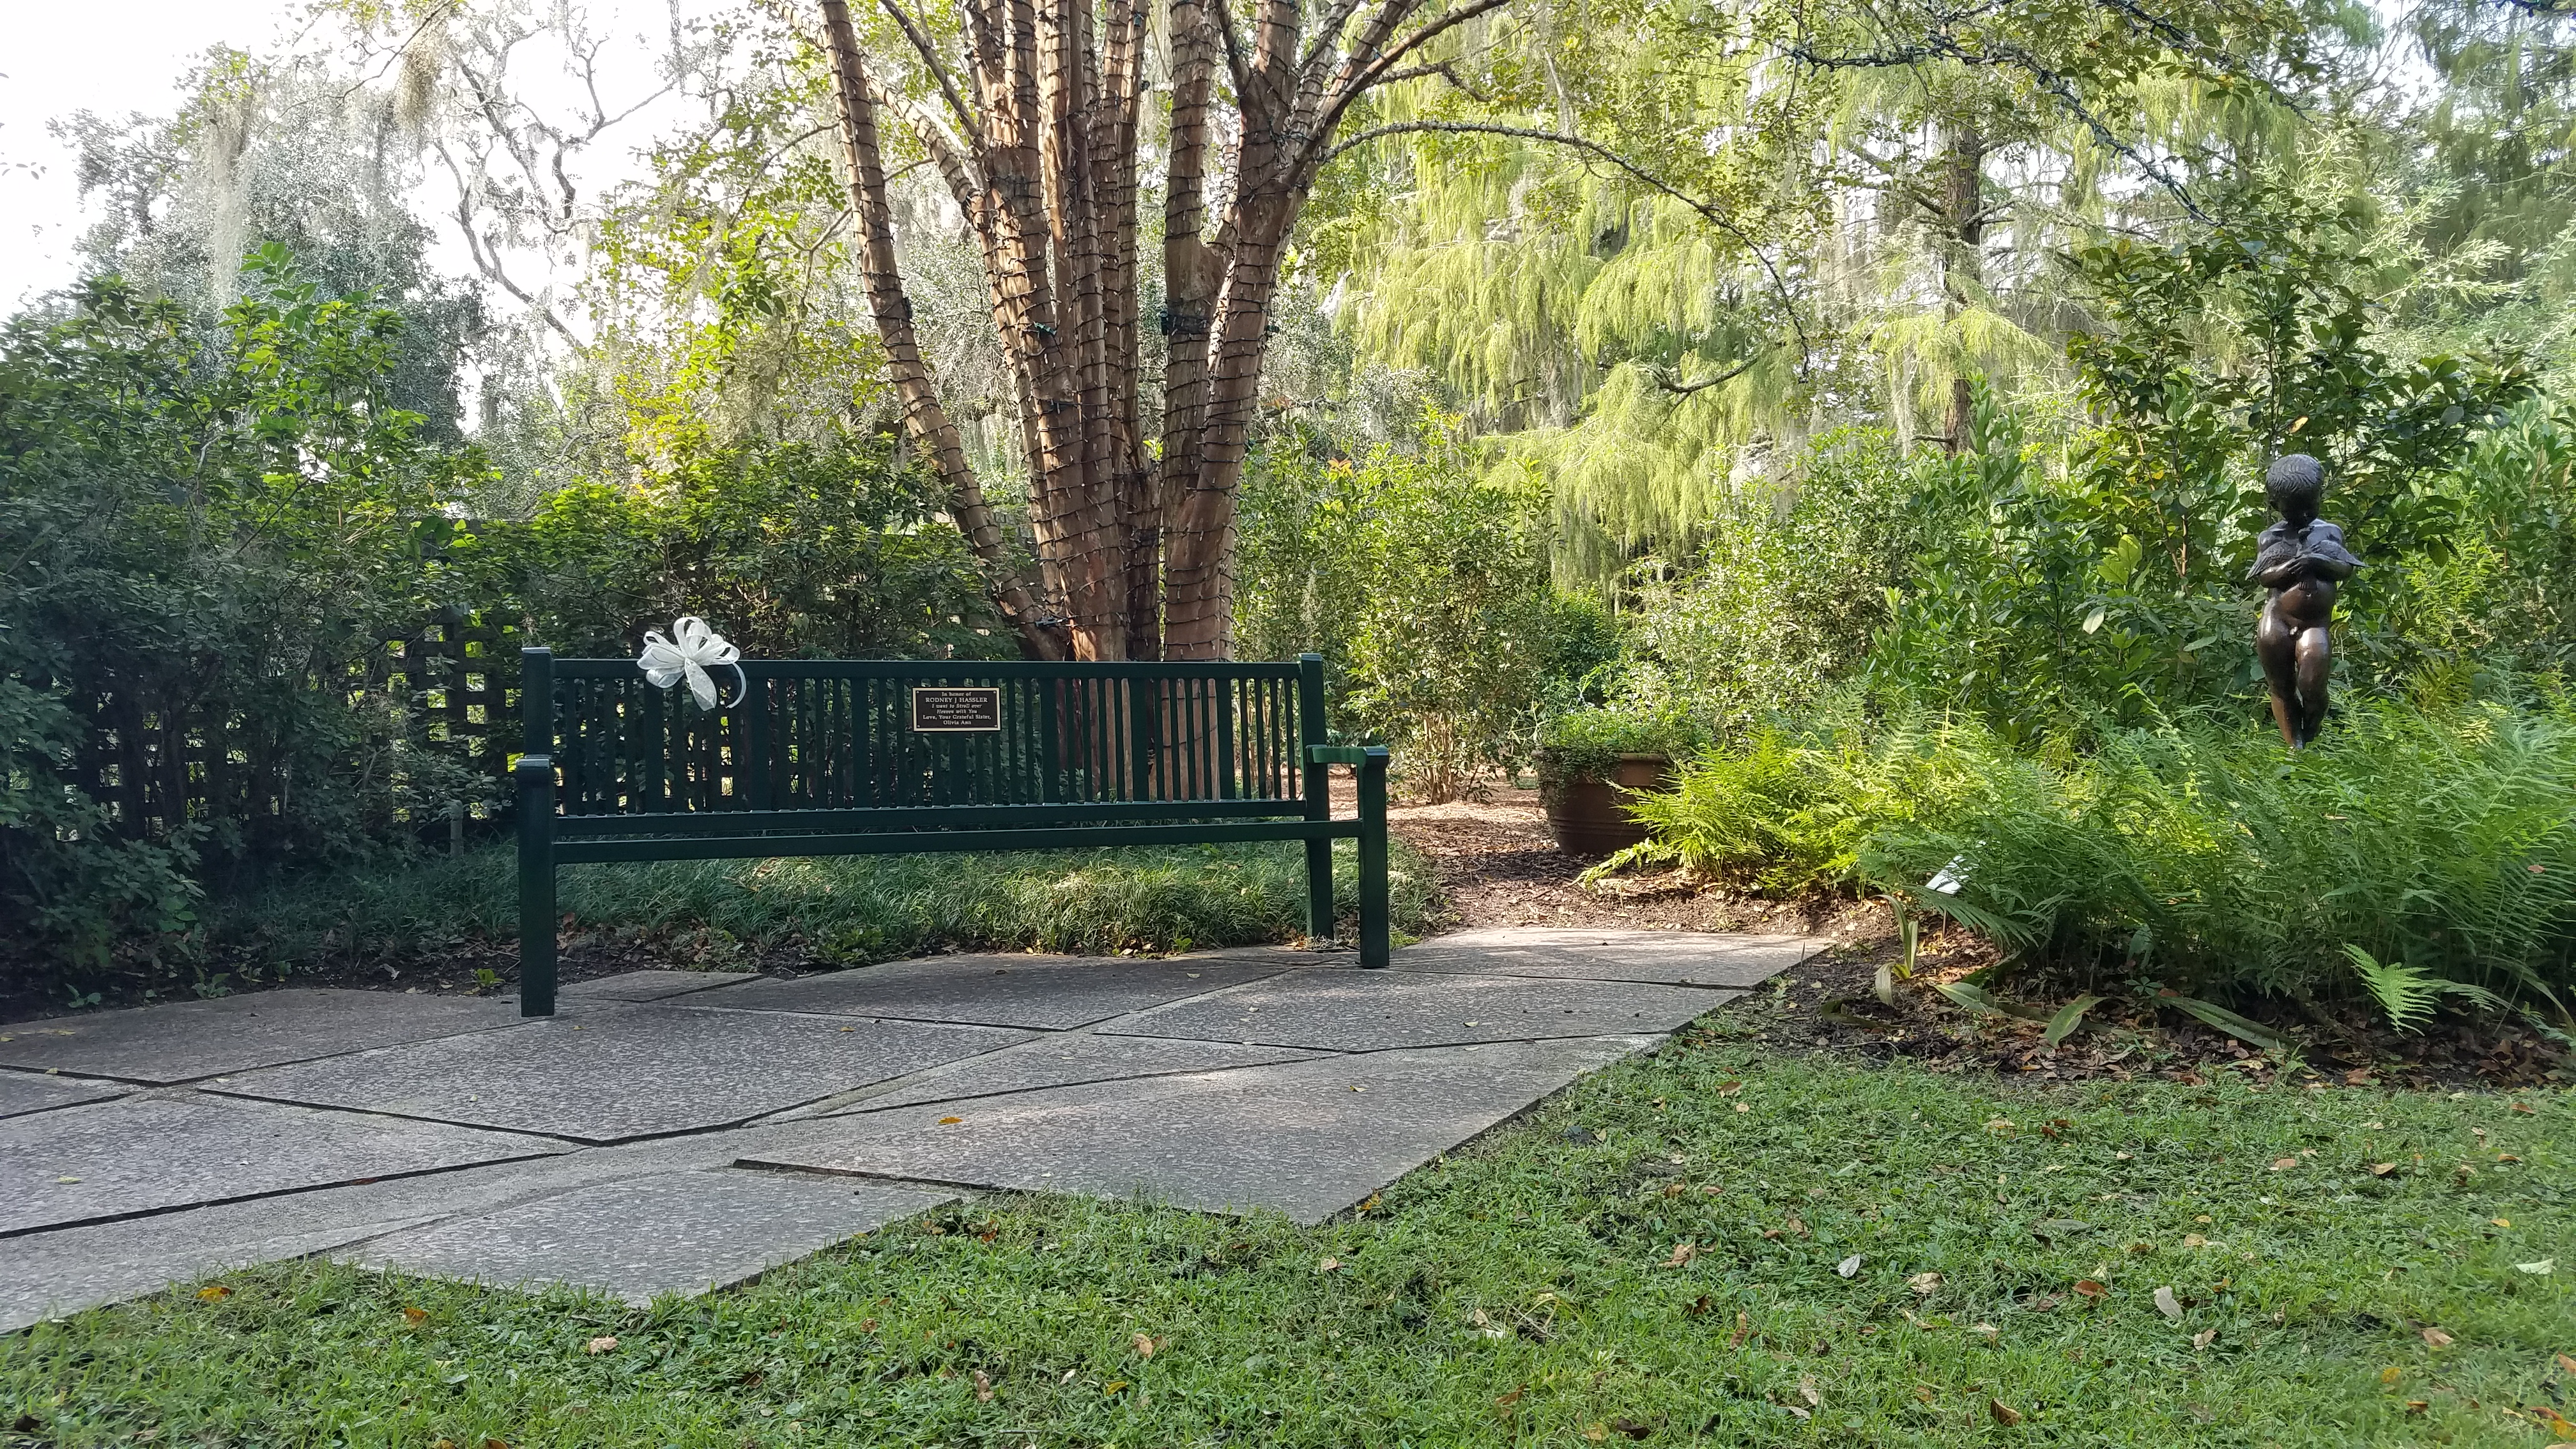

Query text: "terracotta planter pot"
[1541, 753, 1673, 856]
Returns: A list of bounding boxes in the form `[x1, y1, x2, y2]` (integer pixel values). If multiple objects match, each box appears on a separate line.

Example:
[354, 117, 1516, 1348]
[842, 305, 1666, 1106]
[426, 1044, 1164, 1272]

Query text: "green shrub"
[1861, 702, 2576, 1010]
[458, 438, 1006, 661]
[1534, 705, 1708, 783]
[1596, 709, 1990, 895]
[0, 257, 473, 977]
[1236, 424, 1610, 799]
[1602, 700, 2576, 1016]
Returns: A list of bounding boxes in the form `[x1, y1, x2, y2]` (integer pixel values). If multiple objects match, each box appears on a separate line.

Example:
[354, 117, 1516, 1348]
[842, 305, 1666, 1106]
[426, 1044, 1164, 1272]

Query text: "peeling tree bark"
[820, 0, 1493, 657]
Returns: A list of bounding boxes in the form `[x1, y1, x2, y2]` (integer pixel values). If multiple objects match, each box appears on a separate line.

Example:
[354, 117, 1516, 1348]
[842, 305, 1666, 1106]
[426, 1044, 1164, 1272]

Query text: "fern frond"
[2342, 944, 2505, 1032]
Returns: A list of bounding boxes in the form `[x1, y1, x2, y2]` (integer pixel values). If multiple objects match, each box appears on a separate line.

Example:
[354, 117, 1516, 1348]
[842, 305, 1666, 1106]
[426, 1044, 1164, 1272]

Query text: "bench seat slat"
[554, 797, 1307, 838]
[548, 659, 1303, 681]
[553, 816, 1360, 864]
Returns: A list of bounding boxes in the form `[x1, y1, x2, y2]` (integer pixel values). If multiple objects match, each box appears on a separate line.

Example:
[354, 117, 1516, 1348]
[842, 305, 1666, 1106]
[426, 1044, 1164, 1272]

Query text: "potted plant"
[1533, 707, 1703, 856]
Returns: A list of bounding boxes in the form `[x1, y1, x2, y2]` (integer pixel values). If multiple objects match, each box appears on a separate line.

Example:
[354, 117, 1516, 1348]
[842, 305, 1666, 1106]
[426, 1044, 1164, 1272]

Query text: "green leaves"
[2160, 996, 2287, 1053]
[2043, 995, 2106, 1046]
[2342, 945, 2506, 1034]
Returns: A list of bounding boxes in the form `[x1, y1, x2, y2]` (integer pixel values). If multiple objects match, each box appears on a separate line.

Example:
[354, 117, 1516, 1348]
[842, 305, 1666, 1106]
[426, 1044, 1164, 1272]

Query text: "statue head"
[2266, 453, 2325, 524]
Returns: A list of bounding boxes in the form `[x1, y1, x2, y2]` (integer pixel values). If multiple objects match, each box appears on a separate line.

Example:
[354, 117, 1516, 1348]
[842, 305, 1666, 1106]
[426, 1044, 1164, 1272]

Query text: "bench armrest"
[1306, 745, 1370, 765]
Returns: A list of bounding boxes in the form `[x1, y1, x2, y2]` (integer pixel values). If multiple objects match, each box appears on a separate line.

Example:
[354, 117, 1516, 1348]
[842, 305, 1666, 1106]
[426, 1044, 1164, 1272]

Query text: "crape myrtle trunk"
[818, 0, 1499, 659]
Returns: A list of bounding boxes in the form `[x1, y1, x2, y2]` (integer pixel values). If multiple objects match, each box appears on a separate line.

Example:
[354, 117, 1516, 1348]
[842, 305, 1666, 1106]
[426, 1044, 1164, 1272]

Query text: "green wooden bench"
[512, 650, 1389, 1017]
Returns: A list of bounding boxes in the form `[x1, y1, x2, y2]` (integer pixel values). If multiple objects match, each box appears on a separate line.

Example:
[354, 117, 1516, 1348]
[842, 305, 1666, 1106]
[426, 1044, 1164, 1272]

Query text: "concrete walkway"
[0, 928, 1816, 1327]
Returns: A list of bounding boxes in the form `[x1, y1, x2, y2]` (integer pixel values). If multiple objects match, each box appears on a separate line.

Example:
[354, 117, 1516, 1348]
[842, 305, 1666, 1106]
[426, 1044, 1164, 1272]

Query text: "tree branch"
[875, 0, 985, 147]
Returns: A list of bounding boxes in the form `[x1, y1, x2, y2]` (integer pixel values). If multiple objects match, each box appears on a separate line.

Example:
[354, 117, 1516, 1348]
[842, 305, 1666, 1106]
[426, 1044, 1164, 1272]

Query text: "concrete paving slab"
[0, 990, 520, 1085]
[818, 1034, 1330, 1114]
[351, 1170, 954, 1302]
[560, 970, 758, 1002]
[742, 1036, 1654, 1223]
[218, 1006, 1033, 1143]
[0, 1070, 127, 1121]
[710, 954, 1288, 1029]
[1101, 968, 1736, 1051]
[1392, 930, 1821, 987]
[1, 1092, 561, 1236]
[0, 1208, 442, 1332]
[0, 1112, 886, 1329]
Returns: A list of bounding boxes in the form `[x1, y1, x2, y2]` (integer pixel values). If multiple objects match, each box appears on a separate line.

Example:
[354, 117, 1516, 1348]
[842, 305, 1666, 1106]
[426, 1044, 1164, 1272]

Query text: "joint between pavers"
[0, 1147, 569, 1243]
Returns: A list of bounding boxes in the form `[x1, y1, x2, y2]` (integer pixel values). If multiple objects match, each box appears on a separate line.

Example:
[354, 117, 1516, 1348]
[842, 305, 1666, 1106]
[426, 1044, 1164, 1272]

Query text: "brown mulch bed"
[1390, 786, 2570, 1092]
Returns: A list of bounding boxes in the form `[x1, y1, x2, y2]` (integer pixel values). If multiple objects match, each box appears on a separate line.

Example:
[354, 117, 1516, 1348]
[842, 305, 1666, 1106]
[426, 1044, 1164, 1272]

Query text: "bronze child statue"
[2246, 453, 2361, 748]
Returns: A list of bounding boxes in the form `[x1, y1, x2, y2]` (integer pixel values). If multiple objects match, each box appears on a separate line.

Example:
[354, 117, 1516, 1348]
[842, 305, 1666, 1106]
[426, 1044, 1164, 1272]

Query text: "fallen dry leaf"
[484, 1439, 510, 1449]
[1684, 1294, 1713, 1317]
[1990, 1398, 2023, 1425]
[1318, 1257, 1341, 1273]
[1133, 1333, 1156, 1358]
[1102, 1379, 1129, 1394]
[2557, 1353, 2576, 1376]
[2380, 1365, 2404, 1384]
[2269, 1157, 2298, 1171]
[2423, 1327, 2455, 1348]
[584, 1336, 618, 1355]
[1837, 1254, 1865, 1278]
[1798, 1377, 1821, 1406]
[1785, 1216, 1809, 1238]
[195, 1285, 232, 1301]
[2073, 1279, 2107, 1300]
[1609, 1416, 1655, 1440]
[2405, 1400, 2429, 1414]
[974, 1368, 994, 1402]
[1908, 1271, 1942, 1295]
[937, 1116, 963, 1125]
[1663, 1241, 1697, 1269]
[1970, 1322, 2000, 1340]
[2370, 1163, 2396, 1176]
[2511, 1101, 2535, 1114]
[2183, 1234, 2208, 1248]
[2193, 1328, 2217, 1350]
[2154, 1286, 2184, 1321]
[1729, 1311, 1751, 1349]
[1495, 1387, 1526, 1409]
[401, 1306, 429, 1325]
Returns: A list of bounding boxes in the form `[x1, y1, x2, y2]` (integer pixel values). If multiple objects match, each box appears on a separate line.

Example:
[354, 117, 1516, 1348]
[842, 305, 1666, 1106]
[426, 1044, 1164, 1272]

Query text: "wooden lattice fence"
[67, 612, 527, 855]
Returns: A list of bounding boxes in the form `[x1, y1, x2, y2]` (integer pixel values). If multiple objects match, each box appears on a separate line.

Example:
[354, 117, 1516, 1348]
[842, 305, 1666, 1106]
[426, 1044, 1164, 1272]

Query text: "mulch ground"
[1388, 787, 2570, 1092]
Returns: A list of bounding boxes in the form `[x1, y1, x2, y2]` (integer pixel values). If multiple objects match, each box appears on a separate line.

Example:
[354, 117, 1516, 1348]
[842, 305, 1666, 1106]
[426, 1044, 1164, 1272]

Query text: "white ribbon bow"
[637, 616, 746, 710]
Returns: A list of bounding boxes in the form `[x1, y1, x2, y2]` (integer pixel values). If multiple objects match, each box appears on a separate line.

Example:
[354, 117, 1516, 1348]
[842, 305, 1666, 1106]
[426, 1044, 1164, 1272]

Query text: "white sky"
[0, 0, 293, 309]
[0, 0, 712, 319]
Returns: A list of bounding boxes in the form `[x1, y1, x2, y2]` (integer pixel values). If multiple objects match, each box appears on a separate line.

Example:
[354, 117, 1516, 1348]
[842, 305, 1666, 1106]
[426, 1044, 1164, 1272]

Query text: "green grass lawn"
[204, 837, 1437, 973]
[8, 1031, 2570, 1447]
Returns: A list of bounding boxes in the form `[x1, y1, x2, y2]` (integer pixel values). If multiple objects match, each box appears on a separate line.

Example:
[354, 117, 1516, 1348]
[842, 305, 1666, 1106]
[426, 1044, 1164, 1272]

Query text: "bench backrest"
[523, 650, 1328, 825]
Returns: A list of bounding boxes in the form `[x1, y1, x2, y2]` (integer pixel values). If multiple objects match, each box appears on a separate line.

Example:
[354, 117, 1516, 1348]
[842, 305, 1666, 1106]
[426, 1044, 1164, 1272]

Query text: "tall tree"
[816, 0, 1498, 659]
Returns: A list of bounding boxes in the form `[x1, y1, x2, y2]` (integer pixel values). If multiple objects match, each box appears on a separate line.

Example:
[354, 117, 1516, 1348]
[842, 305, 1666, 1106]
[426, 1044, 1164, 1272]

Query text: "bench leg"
[516, 754, 557, 1018]
[1359, 747, 1390, 968]
[1305, 834, 1335, 946]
